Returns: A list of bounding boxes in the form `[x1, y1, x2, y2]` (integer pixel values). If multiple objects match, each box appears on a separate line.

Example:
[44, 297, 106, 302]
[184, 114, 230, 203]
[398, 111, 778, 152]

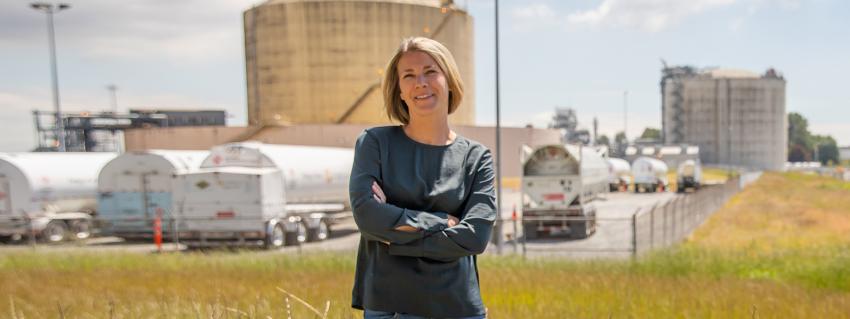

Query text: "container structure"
[631, 156, 669, 193]
[606, 157, 631, 192]
[661, 66, 786, 170]
[175, 142, 354, 248]
[0, 152, 116, 242]
[676, 159, 702, 193]
[521, 144, 608, 239]
[97, 150, 209, 238]
[243, 0, 475, 126]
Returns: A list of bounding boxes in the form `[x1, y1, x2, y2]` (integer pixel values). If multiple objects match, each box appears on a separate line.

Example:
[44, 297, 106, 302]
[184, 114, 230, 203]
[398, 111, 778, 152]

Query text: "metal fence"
[507, 172, 762, 258]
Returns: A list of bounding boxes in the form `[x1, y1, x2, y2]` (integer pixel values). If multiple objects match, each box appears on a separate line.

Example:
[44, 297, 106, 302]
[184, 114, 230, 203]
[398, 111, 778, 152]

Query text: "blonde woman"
[349, 37, 495, 319]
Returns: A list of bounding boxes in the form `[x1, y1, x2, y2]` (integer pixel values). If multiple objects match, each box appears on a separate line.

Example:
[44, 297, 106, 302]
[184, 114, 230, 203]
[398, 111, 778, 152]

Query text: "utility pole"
[623, 90, 628, 142]
[31, 2, 71, 151]
[107, 84, 118, 113]
[494, 0, 503, 254]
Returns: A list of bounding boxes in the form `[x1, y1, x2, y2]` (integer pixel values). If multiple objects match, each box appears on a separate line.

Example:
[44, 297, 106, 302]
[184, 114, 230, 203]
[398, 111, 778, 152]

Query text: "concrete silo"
[661, 66, 787, 171]
[243, 0, 475, 126]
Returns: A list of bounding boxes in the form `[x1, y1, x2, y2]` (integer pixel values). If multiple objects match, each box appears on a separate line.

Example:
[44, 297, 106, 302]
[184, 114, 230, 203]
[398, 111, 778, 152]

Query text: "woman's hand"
[372, 181, 459, 231]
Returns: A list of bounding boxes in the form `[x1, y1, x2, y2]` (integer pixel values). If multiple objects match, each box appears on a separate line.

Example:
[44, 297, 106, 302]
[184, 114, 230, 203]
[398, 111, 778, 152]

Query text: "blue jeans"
[364, 309, 485, 319]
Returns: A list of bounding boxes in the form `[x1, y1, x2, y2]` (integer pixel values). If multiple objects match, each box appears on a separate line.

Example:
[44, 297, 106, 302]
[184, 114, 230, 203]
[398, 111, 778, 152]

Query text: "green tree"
[788, 112, 813, 161]
[640, 128, 661, 140]
[812, 135, 839, 165]
[596, 134, 610, 148]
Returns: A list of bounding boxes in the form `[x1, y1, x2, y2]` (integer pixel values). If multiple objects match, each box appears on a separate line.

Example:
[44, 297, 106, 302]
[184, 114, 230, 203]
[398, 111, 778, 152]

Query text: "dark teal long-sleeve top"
[349, 126, 496, 318]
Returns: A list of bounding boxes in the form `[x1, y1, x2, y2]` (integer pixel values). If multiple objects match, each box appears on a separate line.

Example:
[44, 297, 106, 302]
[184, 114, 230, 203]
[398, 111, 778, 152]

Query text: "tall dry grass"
[1, 172, 848, 318]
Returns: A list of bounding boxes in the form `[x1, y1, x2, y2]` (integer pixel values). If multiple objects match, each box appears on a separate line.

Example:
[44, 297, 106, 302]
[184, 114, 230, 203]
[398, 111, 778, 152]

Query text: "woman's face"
[397, 50, 450, 122]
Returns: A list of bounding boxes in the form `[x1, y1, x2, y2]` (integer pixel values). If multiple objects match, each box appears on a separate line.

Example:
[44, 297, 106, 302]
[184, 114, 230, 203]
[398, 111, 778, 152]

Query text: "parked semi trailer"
[97, 150, 208, 239]
[676, 159, 703, 193]
[521, 144, 608, 239]
[632, 156, 669, 193]
[606, 157, 632, 192]
[175, 142, 353, 248]
[0, 152, 116, 242]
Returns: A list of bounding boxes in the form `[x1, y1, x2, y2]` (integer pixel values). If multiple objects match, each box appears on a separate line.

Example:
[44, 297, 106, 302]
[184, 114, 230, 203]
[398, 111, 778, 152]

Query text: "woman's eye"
[402, 74, 414, 79]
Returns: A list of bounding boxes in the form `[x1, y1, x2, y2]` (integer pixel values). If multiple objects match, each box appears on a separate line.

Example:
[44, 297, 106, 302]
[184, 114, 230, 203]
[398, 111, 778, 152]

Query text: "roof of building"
[261, 0, 445, 8]
[704, 68, 761, 79]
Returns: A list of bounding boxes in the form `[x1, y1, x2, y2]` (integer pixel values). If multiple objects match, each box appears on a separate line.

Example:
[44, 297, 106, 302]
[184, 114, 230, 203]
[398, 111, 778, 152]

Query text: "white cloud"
[566, 0, 738, 32]
[0, 0, 255, 64]
[510, 3, 562, 31]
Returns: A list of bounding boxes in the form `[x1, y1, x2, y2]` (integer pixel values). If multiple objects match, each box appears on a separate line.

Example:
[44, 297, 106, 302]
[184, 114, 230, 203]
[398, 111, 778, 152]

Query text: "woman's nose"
[415, 74, 428, 87]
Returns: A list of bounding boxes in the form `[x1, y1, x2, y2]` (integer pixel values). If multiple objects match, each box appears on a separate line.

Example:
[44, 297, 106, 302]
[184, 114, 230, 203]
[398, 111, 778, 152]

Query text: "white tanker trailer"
[607, 157, 632, 192]
[97, 150, 208, 239]
[676, 159, 703, 193]
[0, 152, 116, 242]
[174, 142, 353, 248]
[632, 156, 669, 193]
[521, 144, 608, 239]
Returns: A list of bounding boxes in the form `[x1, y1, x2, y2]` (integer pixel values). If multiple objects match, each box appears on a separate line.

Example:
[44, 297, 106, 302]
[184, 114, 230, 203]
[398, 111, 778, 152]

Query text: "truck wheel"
[568, 221, 590, 239]
[307, 219, 330, 242]
[265, 223, 286, 249]
[285, 223, 308, 246]
[42, 221, 68, 243]
[69, 219, 93, 240]
[522, 222, 539, 240]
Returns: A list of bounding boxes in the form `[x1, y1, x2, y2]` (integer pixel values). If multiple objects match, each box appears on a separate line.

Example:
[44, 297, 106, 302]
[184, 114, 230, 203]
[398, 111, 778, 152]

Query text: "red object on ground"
[153, 208, 163, 252]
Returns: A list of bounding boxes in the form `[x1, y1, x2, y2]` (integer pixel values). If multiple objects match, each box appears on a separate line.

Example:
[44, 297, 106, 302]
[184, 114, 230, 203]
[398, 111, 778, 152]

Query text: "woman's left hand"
[373, 181, 419, 233]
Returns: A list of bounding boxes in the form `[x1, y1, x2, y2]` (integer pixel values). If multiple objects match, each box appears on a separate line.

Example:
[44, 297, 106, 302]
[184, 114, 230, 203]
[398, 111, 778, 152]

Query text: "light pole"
[107, 84, 118, 113]
[494, 0, 503, 254]
[31, 2, 71, 152]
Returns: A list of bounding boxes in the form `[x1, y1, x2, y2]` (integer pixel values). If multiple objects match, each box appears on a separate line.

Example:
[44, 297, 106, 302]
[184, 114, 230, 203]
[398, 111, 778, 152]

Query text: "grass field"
[1, 172, 849, 318]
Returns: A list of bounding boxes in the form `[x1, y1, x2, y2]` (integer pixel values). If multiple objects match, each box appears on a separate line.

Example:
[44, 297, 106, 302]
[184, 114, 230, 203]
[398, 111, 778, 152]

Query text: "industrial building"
[243, 0, 474, 126]
[661, 66, 787, 171]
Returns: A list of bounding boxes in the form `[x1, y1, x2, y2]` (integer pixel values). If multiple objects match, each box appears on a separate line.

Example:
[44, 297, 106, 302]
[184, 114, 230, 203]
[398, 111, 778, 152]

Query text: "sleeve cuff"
[393, 209, 449, 233]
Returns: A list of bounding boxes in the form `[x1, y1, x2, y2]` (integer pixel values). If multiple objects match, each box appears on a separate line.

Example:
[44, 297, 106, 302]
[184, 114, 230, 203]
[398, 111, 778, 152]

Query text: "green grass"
[1, 172, 849, 318]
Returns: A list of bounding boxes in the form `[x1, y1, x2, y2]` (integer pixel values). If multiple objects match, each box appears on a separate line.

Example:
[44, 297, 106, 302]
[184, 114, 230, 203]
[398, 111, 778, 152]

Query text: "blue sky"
[1, 0, 847, 151]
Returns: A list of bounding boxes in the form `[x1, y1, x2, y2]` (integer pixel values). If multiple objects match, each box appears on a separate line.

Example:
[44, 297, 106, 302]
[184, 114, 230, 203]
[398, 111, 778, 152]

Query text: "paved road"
[487, 191, 678, 259]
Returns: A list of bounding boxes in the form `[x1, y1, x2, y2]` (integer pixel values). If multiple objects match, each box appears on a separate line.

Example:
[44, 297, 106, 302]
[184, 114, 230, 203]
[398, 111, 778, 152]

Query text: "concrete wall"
[662, 70, 787, 171]
[124, 124, 562, 180]
[244, 0, 474, 126]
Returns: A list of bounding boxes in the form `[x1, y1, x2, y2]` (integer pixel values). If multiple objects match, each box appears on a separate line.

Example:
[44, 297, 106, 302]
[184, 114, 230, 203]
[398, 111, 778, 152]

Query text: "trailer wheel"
[42, 221, 68, 243]
[308, 219, 330, 242]
[285, 222, 308, 246]
[265, 223, 286, 249]
[69, 219, 93, 240]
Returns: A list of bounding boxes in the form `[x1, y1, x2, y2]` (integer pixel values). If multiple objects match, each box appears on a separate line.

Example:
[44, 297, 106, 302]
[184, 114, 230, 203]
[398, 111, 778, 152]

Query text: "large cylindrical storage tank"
[244, 0, 475, 126]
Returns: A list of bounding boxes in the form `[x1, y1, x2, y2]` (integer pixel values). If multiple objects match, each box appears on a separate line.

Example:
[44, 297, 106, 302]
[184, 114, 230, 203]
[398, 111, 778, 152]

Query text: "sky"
[1, 0, 848, 151]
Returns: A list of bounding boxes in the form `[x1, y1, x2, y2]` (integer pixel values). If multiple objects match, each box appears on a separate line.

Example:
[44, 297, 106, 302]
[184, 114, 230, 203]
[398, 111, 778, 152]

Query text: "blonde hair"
[382, 37, 464, 125]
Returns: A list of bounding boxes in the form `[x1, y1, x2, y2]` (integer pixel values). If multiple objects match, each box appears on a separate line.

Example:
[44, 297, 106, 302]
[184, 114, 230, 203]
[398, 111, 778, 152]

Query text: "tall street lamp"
[30, 2, 71, 152]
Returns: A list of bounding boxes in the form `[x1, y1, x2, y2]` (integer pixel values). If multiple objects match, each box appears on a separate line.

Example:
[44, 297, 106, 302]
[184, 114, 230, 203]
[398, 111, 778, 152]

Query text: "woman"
[349, 37, 496, 319]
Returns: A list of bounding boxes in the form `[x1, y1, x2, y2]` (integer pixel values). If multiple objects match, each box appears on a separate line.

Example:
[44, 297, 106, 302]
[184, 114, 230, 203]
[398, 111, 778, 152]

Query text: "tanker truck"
[521, 144, 608, 239]
[97, 150, 208, 239]
[606, 157, 632, 192]
[676, 159, 703, 193]
[632, 156, 669, 193]
[0, 152, 116, 243]
[173, 142, 353, 249]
